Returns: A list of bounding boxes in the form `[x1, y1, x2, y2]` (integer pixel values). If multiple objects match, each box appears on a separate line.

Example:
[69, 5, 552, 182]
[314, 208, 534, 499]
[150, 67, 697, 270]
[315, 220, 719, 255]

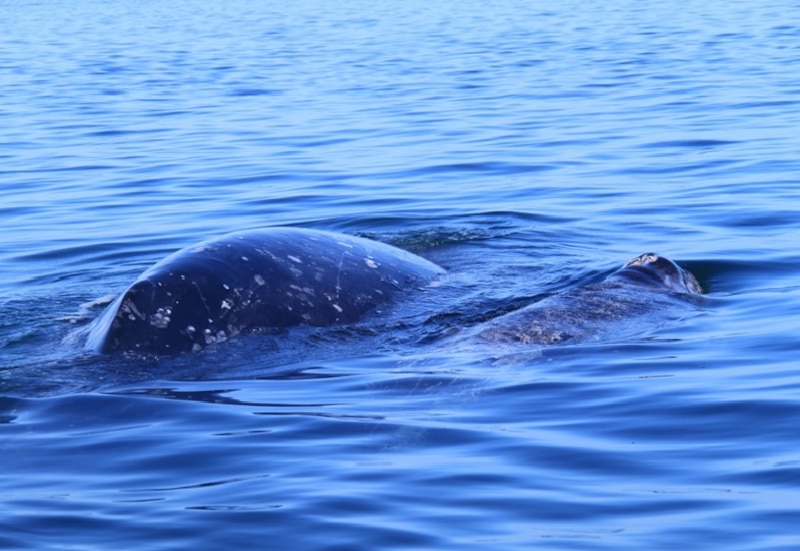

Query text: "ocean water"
[3, 0, 800, 548]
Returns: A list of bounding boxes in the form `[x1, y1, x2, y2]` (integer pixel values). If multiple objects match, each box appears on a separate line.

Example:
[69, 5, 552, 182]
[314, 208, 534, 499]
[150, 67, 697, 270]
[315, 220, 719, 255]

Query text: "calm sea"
[3, 0, 800, 549]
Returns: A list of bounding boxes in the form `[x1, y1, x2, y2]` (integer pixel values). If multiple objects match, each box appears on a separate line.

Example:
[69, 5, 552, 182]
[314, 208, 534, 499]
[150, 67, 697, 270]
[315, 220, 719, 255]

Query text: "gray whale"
[86, 228, 444, 354]
[474, 253, 702, 345]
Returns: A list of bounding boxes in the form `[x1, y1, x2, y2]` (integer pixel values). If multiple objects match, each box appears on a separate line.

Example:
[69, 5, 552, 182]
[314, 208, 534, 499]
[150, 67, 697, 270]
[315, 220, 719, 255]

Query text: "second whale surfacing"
[86, 228, 444, 354]
[473, 253, 702, 346]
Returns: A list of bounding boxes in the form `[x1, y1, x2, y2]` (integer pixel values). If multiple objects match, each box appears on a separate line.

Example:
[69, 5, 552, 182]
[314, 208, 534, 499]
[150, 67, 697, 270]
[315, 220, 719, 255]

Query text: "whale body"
[86, 228, 444, 354]
[473, 253, 702, 345]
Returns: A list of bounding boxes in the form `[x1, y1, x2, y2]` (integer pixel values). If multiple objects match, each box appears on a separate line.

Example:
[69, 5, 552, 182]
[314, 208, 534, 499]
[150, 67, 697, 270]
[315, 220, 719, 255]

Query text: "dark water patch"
[87, 127, 171, 138]
[732, 99, 800, 110]
[386, 161, 559, 178]
[642, 139, 739, 148]
[228, 88, 282, 97]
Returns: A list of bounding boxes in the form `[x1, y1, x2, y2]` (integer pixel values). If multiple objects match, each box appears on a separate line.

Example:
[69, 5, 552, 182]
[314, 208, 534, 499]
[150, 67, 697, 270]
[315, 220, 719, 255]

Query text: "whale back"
[87, 228, 443, 354]
[473, 253, 701, 346]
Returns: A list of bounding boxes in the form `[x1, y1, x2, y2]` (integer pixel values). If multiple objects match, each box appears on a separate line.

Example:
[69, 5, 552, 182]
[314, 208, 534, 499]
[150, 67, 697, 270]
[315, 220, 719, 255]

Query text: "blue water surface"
[3, 0, 800, 549]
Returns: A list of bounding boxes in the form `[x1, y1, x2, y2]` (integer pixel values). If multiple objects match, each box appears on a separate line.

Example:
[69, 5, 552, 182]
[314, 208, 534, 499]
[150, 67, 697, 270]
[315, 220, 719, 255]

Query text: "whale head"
[608, 253, 702, 295]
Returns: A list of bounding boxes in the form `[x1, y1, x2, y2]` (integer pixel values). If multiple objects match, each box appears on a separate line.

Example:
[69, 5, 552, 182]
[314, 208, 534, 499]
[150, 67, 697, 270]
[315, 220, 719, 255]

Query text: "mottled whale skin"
[86, 228, 444, 354]
[474, 253, 702, 345]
